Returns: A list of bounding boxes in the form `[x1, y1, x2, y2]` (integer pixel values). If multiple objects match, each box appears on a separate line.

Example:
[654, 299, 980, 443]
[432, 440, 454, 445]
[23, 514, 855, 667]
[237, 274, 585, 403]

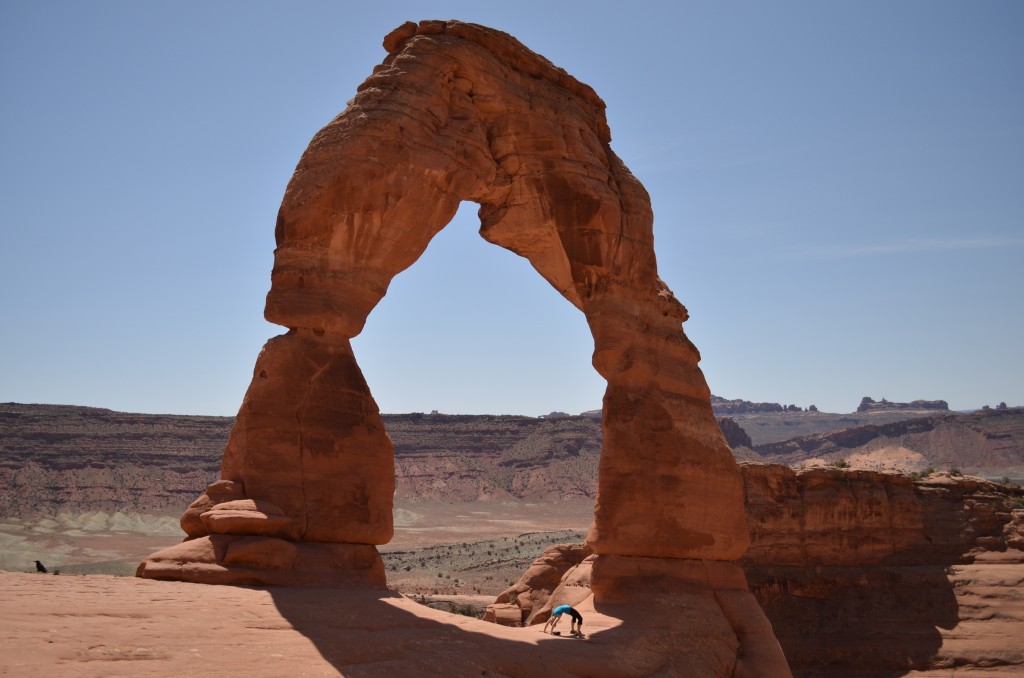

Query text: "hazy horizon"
[2, 395, 1006, 419]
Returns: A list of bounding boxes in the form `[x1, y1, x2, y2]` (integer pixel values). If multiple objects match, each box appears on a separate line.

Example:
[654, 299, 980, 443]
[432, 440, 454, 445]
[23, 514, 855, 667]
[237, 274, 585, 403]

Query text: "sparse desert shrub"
[830, 459, 851, 469]
[949, 468, 963, 477]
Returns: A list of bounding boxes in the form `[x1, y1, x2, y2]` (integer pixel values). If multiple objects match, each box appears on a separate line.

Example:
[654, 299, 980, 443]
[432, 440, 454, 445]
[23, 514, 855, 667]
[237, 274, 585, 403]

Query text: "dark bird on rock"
[34, 560, 47, 573]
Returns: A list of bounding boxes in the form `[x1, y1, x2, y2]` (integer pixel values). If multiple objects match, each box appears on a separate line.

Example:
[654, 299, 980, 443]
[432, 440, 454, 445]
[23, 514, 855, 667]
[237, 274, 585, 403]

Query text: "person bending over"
[543, 604, 583, 636]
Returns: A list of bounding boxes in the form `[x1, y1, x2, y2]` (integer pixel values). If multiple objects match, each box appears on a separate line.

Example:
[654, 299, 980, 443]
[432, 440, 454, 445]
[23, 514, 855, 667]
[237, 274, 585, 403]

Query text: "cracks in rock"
[294, 344, 334, 540]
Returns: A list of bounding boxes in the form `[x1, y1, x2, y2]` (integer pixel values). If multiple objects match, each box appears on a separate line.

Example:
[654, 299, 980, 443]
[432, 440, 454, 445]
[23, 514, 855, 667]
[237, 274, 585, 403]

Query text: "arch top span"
[266, 19, 666, 337]
[141, 18, 748, 584]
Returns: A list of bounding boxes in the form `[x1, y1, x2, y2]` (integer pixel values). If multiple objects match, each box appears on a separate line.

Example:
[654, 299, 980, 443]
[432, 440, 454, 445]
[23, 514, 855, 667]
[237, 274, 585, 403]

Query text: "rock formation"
[138, 20, 786, 674]
[740, 464, 1024, 675]
[857, 396, 950, 412]
[485, 541, 594, 627]
[488, 466, 1024, 675]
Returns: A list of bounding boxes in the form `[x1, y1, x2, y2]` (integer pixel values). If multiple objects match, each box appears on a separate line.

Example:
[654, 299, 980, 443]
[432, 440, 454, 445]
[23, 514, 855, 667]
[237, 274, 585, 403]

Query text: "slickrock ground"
[0, 571, 742, 677]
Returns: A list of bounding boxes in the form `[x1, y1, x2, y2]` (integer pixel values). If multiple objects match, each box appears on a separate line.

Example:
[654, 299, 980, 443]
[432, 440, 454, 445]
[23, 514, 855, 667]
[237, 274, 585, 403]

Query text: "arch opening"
[352, 200, 604, 418]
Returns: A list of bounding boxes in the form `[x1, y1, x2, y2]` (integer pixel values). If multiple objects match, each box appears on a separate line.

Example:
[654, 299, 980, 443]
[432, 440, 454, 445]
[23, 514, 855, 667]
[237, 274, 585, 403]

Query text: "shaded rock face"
[739, 464, 1024, 676]
[141, 19, 749, 584]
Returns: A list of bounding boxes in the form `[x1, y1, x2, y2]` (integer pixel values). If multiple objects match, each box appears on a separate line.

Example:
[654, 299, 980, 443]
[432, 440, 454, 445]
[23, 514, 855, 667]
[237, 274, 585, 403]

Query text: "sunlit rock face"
[138, 23, 777, 673]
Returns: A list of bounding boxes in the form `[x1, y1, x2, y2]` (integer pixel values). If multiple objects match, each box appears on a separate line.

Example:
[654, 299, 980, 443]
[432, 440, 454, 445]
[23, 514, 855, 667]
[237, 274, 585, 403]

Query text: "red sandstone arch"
[140, 17, 748, 581]
[138, 22, 790, 673]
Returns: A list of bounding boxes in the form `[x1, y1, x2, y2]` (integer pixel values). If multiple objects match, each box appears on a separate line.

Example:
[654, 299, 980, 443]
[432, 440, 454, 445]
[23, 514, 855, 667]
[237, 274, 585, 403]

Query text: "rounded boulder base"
[136, 535, 386, 588]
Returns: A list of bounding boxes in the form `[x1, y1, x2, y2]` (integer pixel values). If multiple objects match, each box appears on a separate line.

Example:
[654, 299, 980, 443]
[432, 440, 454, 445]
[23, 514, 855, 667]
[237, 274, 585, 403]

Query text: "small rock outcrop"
[484, 542, 593, 626]
[718, 417, 753, 449]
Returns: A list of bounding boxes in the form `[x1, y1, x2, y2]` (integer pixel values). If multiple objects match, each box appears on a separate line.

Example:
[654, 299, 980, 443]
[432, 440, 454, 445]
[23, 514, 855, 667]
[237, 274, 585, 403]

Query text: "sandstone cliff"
[742, 464, 1024, 676]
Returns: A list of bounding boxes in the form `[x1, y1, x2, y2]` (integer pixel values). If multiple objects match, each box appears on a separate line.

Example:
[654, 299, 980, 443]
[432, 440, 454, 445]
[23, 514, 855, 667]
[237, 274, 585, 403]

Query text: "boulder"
[481, 603, 522, 627]
[200, 499, 299, 541]
[180, 479, 246, 538]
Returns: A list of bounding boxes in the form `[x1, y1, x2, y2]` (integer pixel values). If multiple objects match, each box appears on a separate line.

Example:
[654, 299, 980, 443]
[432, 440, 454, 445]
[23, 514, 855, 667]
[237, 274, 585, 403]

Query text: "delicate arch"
[143, 18, 747, 582]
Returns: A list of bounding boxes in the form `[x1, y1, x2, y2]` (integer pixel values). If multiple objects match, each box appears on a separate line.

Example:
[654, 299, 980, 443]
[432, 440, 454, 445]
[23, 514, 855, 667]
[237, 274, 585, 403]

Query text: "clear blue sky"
[2, 1, 1021, 416]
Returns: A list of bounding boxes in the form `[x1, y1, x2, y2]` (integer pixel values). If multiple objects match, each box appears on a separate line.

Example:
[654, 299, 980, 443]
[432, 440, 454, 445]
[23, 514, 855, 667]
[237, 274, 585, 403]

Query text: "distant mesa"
[857, 396, 949, 413]
[711, 395, 807, 415]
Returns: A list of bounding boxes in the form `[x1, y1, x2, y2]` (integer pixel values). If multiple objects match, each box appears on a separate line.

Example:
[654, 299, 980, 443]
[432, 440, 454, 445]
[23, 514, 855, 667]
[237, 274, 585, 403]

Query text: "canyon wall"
[741, 464, 1023, 676]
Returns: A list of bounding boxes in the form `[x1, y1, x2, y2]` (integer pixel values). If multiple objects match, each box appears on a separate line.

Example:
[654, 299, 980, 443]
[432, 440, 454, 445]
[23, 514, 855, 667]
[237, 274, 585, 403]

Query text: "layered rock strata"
[138, 19, 784, 672]
[741, 464, 1024, 676]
